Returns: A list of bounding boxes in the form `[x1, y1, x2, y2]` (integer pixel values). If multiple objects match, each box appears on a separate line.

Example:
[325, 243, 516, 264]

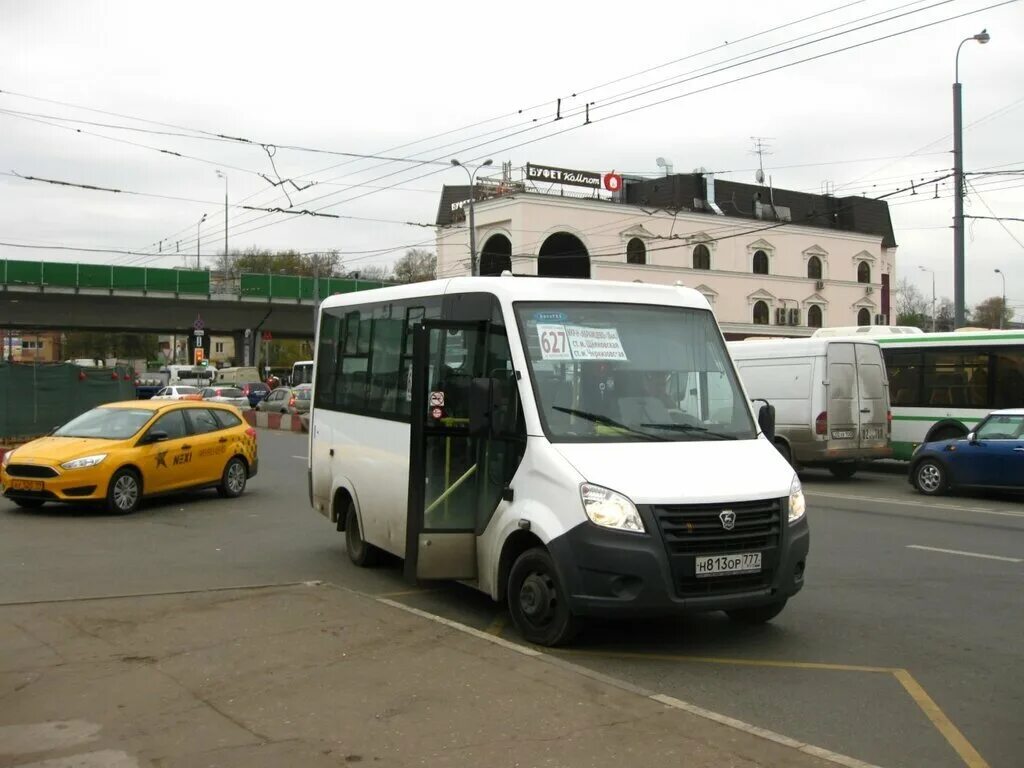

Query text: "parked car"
[240, 382, 270, 408]
[200, 387, 250, 410]
[151, 386, 203, 401]
[1, 400, 258, 514]
[910, 409, 1024, 496]
[255, 384, 310, 415]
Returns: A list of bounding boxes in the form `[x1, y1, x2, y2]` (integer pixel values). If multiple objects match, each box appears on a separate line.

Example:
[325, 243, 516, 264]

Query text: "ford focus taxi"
[1, 400, 258, 514]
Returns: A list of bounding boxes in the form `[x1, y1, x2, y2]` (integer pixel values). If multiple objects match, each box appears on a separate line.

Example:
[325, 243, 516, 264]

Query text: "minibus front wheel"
[508, 548, 581, 647]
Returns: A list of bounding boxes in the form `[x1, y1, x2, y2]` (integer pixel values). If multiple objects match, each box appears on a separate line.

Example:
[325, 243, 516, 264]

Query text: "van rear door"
[855, 343, 888, 450]
[825, 343, 858, 449]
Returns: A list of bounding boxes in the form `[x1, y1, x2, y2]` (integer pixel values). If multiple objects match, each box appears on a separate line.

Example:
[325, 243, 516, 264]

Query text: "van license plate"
[862, 427, 882, 441]
[10, 479, 43, 492]
[831, 429, 855, 439]
[695, 552, 761, 578]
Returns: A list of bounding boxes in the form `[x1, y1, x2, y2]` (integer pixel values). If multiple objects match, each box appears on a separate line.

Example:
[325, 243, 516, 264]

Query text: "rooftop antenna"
[655, 157, 674, 176]
[750, 136, 773, 185]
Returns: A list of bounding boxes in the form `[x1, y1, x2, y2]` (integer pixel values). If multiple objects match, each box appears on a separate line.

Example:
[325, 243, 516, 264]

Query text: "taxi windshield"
[54, 407, 154, 440]
[515, 302, 756, 443]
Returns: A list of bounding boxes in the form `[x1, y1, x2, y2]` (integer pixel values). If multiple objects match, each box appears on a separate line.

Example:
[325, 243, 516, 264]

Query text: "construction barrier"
[243, 410, 307, 432]
[0, 362, 136, 440]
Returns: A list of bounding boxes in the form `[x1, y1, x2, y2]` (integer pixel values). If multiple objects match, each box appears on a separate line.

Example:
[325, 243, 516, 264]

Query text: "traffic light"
[194, 348, 204, 365]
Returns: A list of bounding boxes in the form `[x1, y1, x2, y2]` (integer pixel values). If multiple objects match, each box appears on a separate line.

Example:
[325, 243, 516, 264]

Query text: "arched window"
[693, 244, 710, 270]
[752, 249, 769, 275]
[857, 261, 871, 283]
[807, 256, 822, 280]
[626, 237, 646, 265]
[753, 300, 770, 325]
[807, 305, 823, 328]
[857, 308, 871, 326]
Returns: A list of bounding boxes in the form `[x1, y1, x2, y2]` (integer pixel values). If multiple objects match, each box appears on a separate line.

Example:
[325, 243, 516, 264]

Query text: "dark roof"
[624, 174, 896, 248]
[436, 185, 473, 227]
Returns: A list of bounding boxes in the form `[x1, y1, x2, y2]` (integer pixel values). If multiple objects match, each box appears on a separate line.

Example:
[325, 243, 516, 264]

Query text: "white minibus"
[309, 277, 809, 645]
[291, 360, 314, 385]
[728, 338, 891, 477]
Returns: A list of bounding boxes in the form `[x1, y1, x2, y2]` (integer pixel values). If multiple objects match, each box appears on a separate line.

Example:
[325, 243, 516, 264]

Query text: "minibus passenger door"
[405, 320, 490, 582]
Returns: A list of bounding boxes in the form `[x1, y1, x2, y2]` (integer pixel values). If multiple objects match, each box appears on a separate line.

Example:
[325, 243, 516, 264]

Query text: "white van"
[728, 338, 891, 478]
[214, 366, 260, 386]
[162, 364, 217, 387]
[309, 277, 809, 645]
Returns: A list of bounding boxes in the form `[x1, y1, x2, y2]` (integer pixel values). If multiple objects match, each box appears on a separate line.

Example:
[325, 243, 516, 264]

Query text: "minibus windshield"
[515, 303, 756, 443]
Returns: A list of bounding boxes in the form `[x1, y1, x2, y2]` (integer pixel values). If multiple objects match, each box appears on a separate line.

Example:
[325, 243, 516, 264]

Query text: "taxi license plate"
[10, 479, 44, 492]
[695, 552, 761, 578]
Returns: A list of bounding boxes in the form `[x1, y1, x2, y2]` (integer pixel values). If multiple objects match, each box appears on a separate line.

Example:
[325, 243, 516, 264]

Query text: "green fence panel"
[145, 267, 177, 292]
[42, 261, 78, 288]
[270, 274, 301, 300]
[298, 276, 315, 301]
[112, 266, 147, 291]
[78, 264, 112, 289]
[5, 260, 43, 286]
[177, 270, 209, 295]
[240, 273, 270, 297]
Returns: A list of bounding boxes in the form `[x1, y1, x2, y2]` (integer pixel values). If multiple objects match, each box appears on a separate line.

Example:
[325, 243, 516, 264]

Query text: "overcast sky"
[2, 0, 1022, 317]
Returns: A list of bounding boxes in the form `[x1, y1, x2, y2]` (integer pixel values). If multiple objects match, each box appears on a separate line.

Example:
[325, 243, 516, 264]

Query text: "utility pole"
[919, 266, 936, 332]
[994, 268, 1006, 329]
[196, 213, 207, 269]
[450, 158, 494, 276]
[312, 253, 321, 335]
[216, 171, 228, 259]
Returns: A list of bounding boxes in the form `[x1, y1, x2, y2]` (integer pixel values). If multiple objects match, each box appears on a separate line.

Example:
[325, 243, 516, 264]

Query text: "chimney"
[705, 172, 724, 215]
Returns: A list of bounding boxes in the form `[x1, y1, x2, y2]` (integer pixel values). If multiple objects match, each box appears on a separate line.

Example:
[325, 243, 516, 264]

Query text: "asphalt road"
[2, 429, 1021, 768]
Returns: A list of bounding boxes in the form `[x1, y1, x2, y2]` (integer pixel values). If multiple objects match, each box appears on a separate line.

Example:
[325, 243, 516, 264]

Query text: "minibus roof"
[319, 276, 711, 312]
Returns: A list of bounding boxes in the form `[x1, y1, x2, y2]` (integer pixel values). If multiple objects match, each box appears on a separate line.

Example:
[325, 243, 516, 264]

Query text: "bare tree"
[393, 249, 437, 283]
[894, 278, 930, 329]
[971, 296, 1012, 329]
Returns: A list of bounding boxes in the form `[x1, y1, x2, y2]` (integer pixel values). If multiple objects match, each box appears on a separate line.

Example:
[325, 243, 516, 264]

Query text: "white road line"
[806, 490, 1024, 518]
[906, 545, 1022, 563]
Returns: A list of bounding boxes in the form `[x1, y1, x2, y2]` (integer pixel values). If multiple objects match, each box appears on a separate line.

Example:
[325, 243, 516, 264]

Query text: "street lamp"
[450, 157, 494, 276]
[215, 170, 228, 258]
[994, 268, 1006, 329]
[919, 266, 936, 332]
[952, 28, 991, 328]
[196, 213, 207, 269]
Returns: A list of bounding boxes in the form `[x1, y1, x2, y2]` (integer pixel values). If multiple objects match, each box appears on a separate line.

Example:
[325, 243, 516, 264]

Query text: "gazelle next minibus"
[309, 277, 809, 645]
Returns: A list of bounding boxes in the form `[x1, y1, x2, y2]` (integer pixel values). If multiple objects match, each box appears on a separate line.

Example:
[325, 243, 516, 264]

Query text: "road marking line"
[893, 669, 991, 768]
[906, 545, 1022, 563]
[484, 613, 507, 636]
[806, 490, 1024, 518]
[567, 648, 894, 673]
[373, 587, 442, 598]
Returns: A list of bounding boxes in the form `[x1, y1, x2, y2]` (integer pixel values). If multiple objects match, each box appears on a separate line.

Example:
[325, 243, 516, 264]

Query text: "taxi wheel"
[217, 457, 248, 498]
[726, 599, 787, 625]
[508, 548, 581, 647]
[106, 468, 141, 515]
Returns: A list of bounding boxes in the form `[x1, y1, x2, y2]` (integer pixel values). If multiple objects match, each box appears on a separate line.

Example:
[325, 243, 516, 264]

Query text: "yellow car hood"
[11, 436, 128, 464]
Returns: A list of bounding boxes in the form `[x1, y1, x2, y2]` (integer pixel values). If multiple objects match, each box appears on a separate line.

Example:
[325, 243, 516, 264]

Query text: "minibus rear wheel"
[345, 502, 380, 567]
[508, 548, 580, 646]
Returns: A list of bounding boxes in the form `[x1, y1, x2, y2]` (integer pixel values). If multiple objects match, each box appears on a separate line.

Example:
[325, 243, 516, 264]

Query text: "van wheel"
[727, 600, 787, 625]
[508, 548, 580, 647]
[914, 459, 947, 496]
[345, 502, 379, 567]
[828, 462, 857, 480]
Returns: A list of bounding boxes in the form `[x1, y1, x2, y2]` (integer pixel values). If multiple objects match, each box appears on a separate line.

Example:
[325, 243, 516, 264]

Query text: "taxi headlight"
[788, 474, 806, 524]
[61, 454, 108, 470]
[580, 483, 645, 533]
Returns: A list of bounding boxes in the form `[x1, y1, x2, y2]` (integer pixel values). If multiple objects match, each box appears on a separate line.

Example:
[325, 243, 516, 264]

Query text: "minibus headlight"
[61, 454, 107, 470]
[788, 475, 806, 524]
[580, 483, 645, 533]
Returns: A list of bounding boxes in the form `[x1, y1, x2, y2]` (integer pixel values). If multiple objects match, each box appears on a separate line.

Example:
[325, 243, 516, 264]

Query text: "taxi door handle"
[219, 437, 229, 443]
[181, 444, 191, 450]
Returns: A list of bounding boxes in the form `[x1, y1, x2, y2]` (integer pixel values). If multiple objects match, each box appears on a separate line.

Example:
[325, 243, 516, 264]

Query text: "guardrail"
[1, 259, 385, 301]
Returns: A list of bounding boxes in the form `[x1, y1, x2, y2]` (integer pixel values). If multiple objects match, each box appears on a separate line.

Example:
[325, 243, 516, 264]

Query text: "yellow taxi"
[1, 400, 258, 514]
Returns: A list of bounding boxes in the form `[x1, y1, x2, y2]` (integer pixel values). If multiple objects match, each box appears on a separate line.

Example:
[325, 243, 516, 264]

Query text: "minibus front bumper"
[547, 499, 809, 618]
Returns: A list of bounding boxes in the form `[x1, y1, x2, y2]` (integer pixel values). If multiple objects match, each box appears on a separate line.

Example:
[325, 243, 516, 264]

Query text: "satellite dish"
[755, 168, 765, 184]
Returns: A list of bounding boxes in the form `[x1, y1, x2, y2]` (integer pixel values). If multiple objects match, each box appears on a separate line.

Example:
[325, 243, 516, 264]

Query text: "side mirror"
[143, 430, 169, 445]
[756, 402, 776, 443]
[469, 377, 497, 437]
[966, 432, 977, 444]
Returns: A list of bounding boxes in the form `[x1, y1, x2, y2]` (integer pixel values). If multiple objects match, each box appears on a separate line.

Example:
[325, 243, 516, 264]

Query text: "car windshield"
[515, 302, 756, 443]
[54, 407, 154, 439]
[216, 388, 243, 398]
[976, 413, 1024, 439]
[247, 383, 268, 392]
[295, 388, 311, 400]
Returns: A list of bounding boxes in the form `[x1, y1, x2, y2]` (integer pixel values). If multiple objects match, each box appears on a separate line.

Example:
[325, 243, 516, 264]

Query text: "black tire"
[774, 440, 794, 468]
[929, 426, 966, 443]
[217, 456, 248, 498]
[726, 600, 787, 625]
[345, 502, 379, 567]
[106, 468, 141, 515]
[12, 498, 44, 509]
[507, 547, 580, 647]
[828, 462, 858, 480]
[914, 459, 947, 496]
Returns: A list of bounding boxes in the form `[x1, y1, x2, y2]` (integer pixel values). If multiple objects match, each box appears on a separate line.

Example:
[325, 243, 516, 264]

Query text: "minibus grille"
[6, 464, 60, 478]
[652, 497, 782, 556]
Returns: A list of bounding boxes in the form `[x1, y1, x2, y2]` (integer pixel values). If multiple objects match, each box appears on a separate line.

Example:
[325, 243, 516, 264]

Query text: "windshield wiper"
[641, 422, 737, 440]
[552, 407, 665, 441]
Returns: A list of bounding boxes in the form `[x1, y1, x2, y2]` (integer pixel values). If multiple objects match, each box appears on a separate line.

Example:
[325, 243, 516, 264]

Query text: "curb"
[243, 410, 306, 432]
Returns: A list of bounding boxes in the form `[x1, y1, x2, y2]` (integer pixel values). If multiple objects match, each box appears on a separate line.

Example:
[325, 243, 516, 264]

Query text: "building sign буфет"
[526, 163, 603, 189]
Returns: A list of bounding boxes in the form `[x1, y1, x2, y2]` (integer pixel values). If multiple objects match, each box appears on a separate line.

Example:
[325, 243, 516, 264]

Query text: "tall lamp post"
[953, 28, 990, 328]
[196, 213, 207, 269]
[919, 266, 936, 332]
[450, 158, 493, 276]
[215, 171, 228, 258]
[994, 268, 1006, 329]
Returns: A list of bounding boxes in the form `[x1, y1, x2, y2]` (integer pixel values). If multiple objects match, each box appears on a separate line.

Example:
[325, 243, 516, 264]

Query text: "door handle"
[181, 444, 191, 450]
[859, 408, 871, 413]
[219, 437, 228, 443]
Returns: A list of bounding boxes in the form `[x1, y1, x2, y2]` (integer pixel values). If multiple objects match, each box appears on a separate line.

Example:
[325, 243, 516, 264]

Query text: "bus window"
[993, 348, 1024, 409]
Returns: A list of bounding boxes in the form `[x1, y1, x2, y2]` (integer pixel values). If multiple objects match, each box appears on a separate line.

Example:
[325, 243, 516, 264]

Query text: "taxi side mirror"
[143, 430, 169, 445]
